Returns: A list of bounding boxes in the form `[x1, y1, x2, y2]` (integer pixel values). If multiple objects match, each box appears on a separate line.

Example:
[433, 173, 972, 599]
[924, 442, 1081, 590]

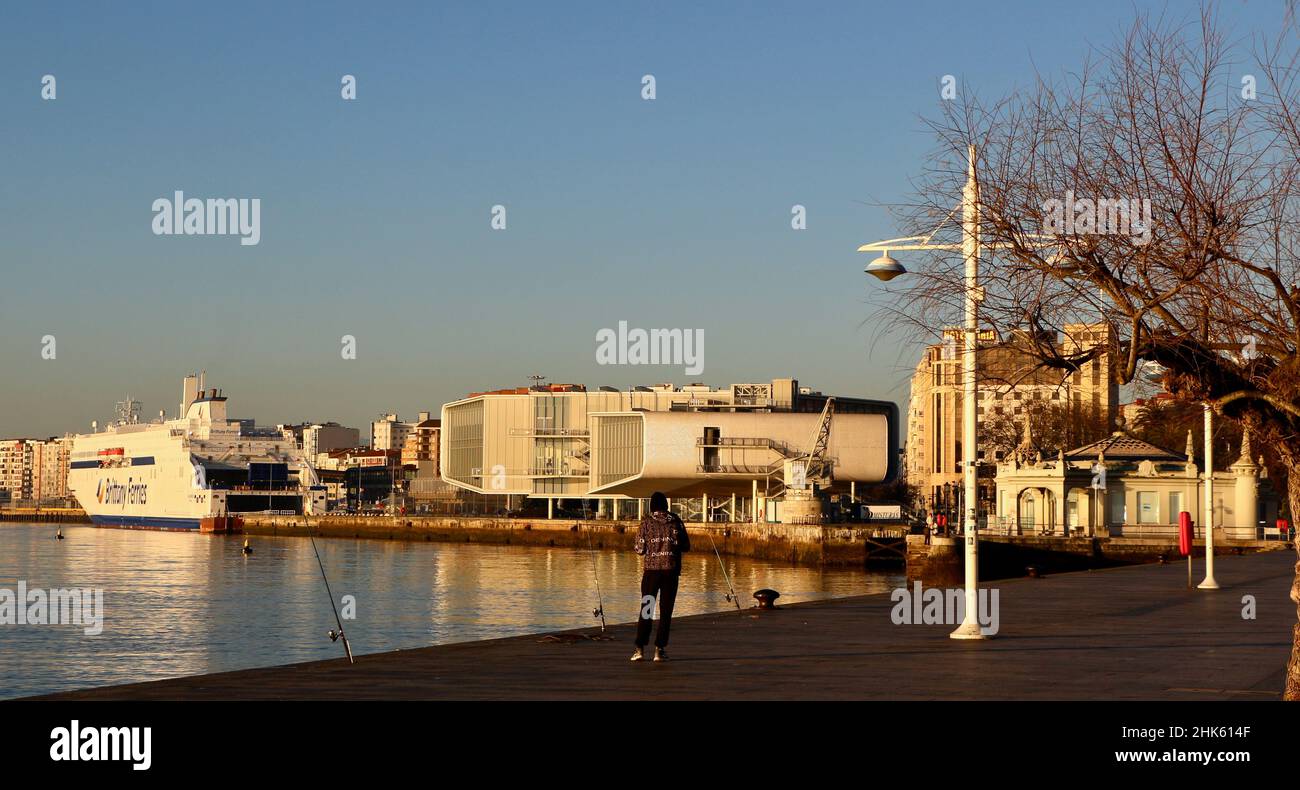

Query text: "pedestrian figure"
[631, 491, 690, 662]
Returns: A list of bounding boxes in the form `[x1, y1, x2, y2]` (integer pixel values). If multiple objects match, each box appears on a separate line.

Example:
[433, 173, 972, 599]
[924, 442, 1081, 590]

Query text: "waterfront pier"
[33, 549, 1296, 701]
[0, 507, 90, 524]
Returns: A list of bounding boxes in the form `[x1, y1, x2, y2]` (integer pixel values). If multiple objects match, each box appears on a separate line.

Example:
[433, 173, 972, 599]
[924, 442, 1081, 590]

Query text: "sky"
[0, 1, 1288, 438]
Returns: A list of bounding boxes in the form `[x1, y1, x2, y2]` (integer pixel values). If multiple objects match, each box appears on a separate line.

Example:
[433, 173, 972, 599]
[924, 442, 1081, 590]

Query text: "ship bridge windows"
[198, 463, 297, 491]
[248, 462, 290, 489]
[226, 494, 303, 514]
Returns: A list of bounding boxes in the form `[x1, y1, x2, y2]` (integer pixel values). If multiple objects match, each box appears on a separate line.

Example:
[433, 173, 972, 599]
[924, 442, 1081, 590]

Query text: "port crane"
[797, 396, 836, 488]
[773, 396, 835, 497]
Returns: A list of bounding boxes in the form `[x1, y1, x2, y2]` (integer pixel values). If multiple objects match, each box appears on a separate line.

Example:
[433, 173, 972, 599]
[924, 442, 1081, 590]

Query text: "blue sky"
[0, 1, 1286, 437]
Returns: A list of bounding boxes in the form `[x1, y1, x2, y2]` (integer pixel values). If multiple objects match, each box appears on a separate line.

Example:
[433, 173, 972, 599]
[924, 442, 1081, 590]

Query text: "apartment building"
[303, 423, 361, 459]
[0, 439, 35, 502]
[906, 323, 1118, 512]
[0, 436, 73, 504]
[372, 413, 415, 452]
[400, 414, 440, 470]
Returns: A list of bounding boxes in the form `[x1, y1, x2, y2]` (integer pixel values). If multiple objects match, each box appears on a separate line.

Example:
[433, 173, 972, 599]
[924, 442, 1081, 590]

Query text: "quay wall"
[241, 514, 909, 568]
[0, 507, 90, 524]
[8, 509, 1286, 578]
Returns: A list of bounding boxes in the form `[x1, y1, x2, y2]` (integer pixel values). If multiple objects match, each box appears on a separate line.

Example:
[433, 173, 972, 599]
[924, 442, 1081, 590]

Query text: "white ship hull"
[68, 376, 325, 530]
[69, 431, 217, 530]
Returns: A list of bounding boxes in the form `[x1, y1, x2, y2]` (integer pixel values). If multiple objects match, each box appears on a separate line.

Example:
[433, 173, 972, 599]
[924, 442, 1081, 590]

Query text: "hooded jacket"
[634, 510, 691, 573]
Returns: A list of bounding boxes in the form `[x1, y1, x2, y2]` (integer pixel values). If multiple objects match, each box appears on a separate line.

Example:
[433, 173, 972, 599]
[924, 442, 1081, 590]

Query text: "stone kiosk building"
[993, 422, 1278, 540]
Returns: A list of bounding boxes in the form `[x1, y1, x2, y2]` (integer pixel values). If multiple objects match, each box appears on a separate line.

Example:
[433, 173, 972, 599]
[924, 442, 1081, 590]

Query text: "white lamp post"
[1198, 403, 1220, 589]
[861, 145, 985, 638]
[861, 145, 1059, 640]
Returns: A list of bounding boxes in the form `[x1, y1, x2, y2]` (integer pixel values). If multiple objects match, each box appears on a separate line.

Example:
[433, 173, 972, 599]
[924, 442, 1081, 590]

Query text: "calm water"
[0, 524, 900, 699]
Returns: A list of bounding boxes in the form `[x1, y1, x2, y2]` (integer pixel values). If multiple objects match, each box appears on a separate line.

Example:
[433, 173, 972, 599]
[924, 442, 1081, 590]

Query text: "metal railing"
[695, 436, 800, 457]
[468, 465, 587, 479]
[986, 516, 1074, 536]
[1110, 523, 1210, 539]
[697, 464, 784, 475]
[508, 428, 589, 437]
[983, 517, 1251, 540]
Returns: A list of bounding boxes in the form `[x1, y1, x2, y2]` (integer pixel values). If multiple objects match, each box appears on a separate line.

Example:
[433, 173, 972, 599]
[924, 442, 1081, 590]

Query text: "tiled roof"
[1064, 433, 1183, 461]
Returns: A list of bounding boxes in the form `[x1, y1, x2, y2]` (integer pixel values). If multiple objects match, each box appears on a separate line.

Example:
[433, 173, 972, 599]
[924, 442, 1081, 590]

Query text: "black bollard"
[753, 589, 780, 609]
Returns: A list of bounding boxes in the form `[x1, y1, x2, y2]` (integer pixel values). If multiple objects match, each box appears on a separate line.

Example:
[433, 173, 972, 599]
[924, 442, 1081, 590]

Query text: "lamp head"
[864, 252, 907, 281]
[1139, 360, 1166, 382]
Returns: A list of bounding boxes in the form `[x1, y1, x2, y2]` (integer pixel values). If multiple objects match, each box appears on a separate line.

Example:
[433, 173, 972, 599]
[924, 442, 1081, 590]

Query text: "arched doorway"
[1043, 489, 1058, 535]
[1017, 489, 1036, 534]
[1017, 487, 1060, 535]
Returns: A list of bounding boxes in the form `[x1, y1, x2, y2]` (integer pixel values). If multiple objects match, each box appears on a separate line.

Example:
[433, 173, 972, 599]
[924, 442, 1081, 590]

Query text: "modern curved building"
[440, 378, 897, 520]
[588, 410, 890, 497]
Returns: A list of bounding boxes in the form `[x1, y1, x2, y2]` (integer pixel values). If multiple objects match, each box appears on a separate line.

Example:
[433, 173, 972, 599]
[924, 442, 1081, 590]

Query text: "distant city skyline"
[1, 1, 1286, 438]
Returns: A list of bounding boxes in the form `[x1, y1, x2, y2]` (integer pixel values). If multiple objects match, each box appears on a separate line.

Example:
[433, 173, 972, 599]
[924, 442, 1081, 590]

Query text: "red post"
[1179, 511, 1193, 588]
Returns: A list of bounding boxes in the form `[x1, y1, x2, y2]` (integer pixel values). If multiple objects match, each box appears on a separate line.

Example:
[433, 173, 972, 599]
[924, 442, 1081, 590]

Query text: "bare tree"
[982, 400, 1109, 457]
[873, 7, 1300, 698]
[1132, 397, 1237, 463]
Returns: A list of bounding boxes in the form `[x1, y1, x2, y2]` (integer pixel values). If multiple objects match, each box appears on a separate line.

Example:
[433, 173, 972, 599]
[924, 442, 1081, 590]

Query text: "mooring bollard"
[753, 589, 780, 609]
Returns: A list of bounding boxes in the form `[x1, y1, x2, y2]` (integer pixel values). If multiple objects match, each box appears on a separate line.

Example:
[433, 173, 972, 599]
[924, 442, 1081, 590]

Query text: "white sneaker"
[630, 647, 645, 662]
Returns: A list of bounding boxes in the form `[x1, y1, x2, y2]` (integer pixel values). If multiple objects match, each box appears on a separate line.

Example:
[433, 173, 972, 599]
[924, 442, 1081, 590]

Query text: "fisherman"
[631, 492, 690, 662]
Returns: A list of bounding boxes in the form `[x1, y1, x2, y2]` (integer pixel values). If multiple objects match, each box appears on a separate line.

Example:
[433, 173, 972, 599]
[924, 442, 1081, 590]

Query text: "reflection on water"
[0, 524, 902, 698]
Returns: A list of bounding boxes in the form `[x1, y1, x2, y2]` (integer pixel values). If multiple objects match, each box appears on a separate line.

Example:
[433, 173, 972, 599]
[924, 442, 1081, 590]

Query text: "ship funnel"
[181, 374, 199, 417]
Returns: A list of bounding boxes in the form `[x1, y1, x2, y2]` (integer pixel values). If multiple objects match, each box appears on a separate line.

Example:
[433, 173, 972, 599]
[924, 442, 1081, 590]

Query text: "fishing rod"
[584, 523, 606, 632]
[706, 528, 743, 613]
[301, 512, 354, 664]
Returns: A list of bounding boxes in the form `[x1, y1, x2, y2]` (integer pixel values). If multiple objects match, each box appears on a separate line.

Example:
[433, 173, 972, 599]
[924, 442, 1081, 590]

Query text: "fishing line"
[706, 529, 743, 613]
[584, 523, 606, 631]
[302, 513, 354, 664]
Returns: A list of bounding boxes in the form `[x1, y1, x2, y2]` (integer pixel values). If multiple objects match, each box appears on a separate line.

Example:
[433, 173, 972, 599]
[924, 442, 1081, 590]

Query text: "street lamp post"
[860, 145, 1060, 639]
[861, 145, 986, 639]
[1199, 403, 1220, 589]
[950, 144, 985, 639]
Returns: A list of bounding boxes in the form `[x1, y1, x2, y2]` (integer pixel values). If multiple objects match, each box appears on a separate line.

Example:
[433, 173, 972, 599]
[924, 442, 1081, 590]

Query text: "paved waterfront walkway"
[35, 550, 1297, 701]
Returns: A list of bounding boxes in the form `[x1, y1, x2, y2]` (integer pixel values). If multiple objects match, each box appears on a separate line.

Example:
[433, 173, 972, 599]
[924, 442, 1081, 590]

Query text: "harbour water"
[0, 523, 902, 699]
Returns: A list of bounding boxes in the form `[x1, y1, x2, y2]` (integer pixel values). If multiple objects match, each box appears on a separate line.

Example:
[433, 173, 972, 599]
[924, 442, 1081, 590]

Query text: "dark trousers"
[635, 570, 680, 649]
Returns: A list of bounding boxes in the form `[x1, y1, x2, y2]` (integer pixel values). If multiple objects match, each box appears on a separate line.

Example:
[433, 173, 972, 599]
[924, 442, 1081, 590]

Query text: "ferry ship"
[68, 374, 326, 531]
